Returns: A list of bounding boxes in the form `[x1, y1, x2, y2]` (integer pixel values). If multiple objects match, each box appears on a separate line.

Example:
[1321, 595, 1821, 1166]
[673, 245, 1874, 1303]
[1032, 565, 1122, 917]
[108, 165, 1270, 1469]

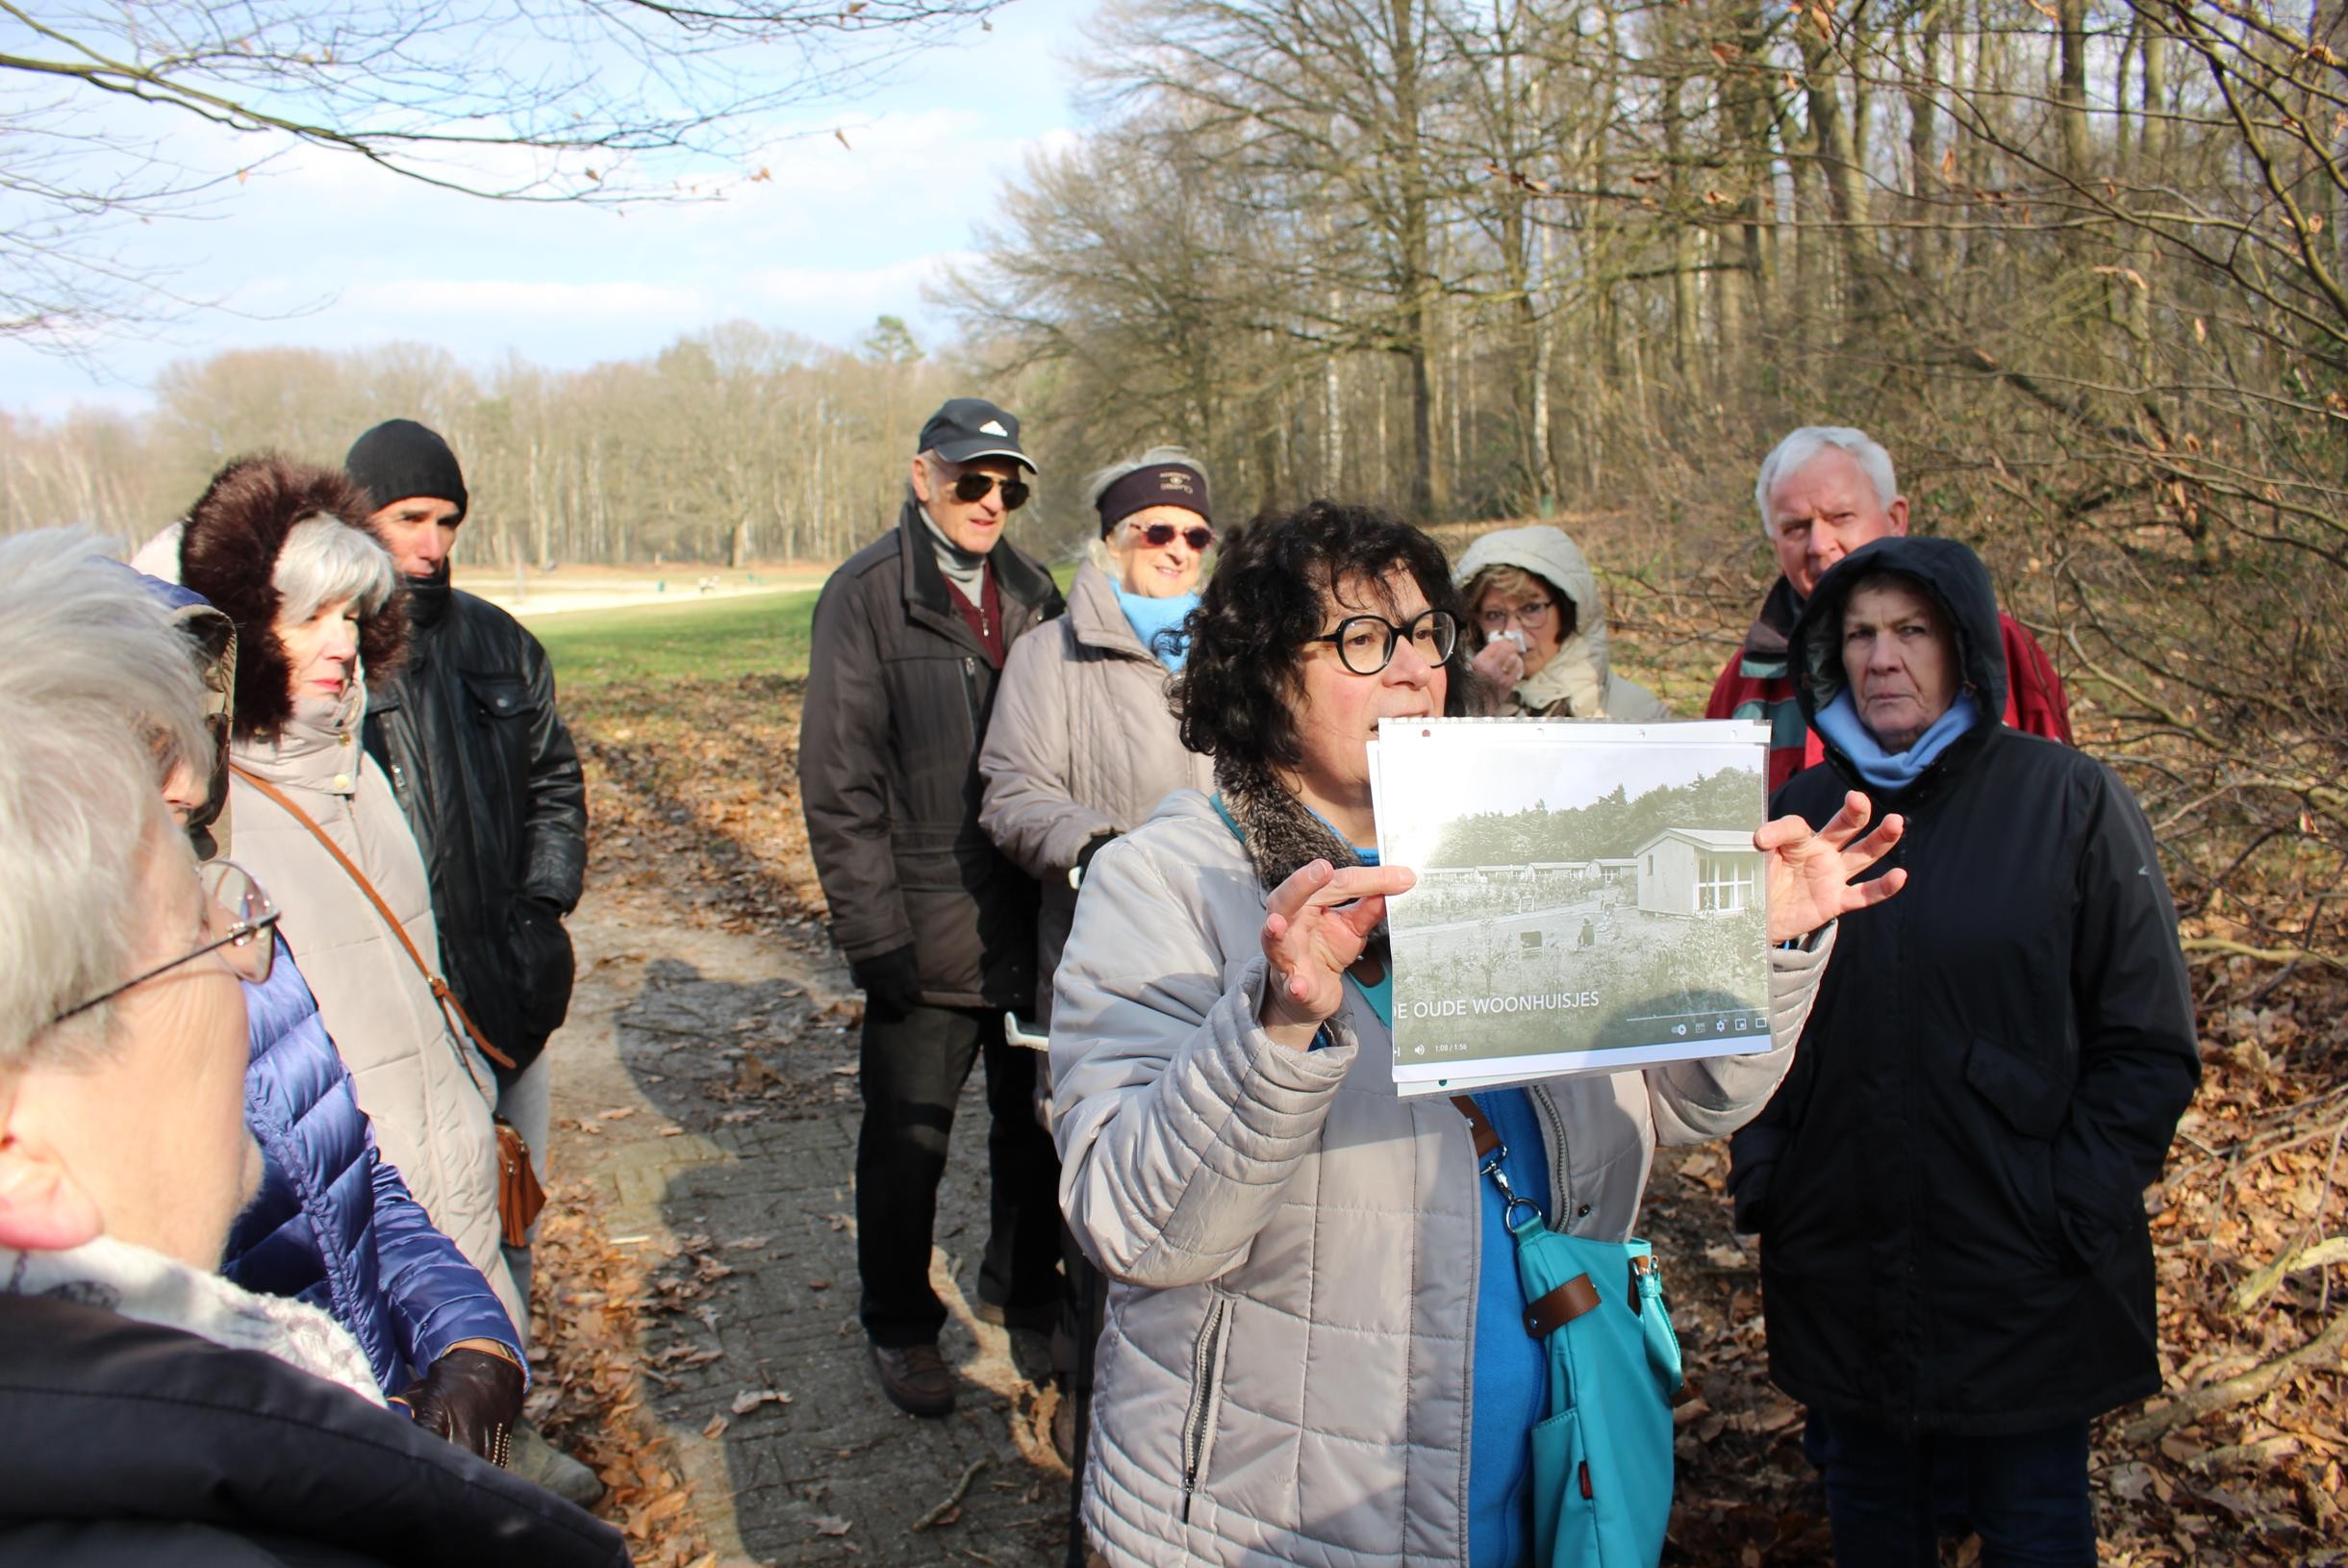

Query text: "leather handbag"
[1455, 1095, 1685, 1568]
[231, 764, 546, 1248]
[492, 1120, 547, 1250]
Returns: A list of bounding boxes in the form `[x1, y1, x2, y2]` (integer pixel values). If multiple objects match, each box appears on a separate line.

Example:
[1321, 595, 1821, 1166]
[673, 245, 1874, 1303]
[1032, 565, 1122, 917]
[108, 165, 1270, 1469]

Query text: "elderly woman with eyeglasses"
[1047, 499, 1906, 1568]
[0, 539, 623, 1566]
[0, 528, 528, 1468]
[979, 445, 1220, 1034]
[176, 456, 521, 1339]
[1456, 525, 1668, 721]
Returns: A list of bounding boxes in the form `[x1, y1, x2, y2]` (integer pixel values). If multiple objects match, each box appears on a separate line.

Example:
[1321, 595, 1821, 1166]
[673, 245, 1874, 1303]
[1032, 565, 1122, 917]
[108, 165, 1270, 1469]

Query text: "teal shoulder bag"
[1453, 1097, 1687, 1568]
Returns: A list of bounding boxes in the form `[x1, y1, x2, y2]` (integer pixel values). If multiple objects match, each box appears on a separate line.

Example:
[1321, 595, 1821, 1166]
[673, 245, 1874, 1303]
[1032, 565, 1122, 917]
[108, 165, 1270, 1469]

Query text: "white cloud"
[747, 253, 967, 310]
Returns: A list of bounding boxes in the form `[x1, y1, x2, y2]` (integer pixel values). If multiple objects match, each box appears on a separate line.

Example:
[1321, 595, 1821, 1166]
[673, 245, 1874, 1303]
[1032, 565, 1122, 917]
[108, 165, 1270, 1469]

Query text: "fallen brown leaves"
[574, 672, 829, 936]
[532, 1183, 717, 1568]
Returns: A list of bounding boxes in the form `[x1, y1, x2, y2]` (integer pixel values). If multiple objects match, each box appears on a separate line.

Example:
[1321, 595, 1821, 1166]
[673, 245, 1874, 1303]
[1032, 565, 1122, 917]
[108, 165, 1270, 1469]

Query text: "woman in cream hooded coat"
[178, 455, 521, 1330]
[1456, 524, 1668, 720]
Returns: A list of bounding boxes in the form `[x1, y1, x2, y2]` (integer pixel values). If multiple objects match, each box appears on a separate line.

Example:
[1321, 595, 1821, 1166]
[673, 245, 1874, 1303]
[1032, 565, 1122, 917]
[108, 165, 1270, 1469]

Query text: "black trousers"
[855, 1002, 1065, 1348]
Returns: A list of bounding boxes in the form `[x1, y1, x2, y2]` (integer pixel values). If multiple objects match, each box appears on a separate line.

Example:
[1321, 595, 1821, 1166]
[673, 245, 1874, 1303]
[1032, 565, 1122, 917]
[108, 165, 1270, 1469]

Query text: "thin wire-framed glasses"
[1304, 608, 1460, 676]
[1477, 598, 1556, 631]
[50, 859, 279, 1024]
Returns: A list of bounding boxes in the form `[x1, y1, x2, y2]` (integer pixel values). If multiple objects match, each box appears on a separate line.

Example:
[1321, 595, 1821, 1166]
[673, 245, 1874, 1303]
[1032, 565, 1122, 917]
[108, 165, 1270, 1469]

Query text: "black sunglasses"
[951, 470, 1031, 511]
[1133, 520, 1215, 550]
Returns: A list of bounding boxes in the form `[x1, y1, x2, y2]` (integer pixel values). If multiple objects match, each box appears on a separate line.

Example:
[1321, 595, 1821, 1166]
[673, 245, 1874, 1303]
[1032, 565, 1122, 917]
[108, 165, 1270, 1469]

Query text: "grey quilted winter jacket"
[1050, 790, 1830, 1568]
[978, 561, 1214, 1026]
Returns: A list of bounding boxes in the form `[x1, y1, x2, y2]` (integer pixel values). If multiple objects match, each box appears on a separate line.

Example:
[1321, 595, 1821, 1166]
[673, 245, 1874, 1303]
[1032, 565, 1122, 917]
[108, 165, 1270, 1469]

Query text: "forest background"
[9, 0, 2340, 993]
[3, 0, 2345, 1553]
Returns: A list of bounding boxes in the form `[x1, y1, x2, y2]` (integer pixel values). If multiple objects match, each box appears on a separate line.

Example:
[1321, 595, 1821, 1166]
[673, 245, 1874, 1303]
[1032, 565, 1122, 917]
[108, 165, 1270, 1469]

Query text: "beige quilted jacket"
[979, 561, 1213, 1025]
[229, 690, 521, 1331]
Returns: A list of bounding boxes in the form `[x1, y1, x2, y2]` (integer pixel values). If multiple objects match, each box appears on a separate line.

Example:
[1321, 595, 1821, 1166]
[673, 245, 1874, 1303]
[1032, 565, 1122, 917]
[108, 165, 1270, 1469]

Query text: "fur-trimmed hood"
[177, 454, 405, 741]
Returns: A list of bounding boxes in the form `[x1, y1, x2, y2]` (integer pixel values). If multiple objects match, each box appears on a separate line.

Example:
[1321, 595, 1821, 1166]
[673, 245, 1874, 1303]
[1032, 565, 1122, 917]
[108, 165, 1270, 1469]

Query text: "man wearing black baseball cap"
[798, 397, 1069, 1417]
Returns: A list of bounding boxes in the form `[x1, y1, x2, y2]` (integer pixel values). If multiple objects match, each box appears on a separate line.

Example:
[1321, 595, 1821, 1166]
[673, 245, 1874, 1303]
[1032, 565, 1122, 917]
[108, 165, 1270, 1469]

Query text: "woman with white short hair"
[0, 544, 622, 1565]
[177, 454, 521, 1330]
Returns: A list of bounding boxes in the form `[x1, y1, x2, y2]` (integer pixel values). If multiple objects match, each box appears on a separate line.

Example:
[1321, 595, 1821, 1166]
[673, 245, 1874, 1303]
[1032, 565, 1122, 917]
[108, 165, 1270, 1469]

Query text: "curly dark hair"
[1173, 498, 1474, 771]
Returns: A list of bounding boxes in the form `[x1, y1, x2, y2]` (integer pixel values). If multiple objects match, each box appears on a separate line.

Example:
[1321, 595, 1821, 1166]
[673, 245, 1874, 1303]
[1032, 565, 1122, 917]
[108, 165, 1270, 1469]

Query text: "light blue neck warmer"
[1114, 585, 1199, 670]
[1813, 688, 1982, 792]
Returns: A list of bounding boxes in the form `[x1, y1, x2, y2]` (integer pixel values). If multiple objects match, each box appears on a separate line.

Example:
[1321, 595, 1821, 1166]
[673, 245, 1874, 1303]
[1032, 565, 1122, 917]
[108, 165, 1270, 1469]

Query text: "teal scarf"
[1813, 689, 1981, 792]
[1114, 585, 1199, 670]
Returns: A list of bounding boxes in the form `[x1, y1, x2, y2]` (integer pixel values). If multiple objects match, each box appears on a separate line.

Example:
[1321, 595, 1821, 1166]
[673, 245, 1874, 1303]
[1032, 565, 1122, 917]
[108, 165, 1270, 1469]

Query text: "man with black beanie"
[345, 418, 594, 1501]
[798, 396, 1070, 1418]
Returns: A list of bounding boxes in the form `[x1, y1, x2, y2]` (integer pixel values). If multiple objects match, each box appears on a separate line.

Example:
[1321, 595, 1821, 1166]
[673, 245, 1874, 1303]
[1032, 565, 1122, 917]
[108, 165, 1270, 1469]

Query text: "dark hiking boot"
[868, 1341, 954, 1418]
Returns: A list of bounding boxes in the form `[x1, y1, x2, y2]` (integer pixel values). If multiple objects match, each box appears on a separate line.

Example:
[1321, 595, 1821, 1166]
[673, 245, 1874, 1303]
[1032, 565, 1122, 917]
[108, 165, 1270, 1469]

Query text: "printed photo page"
[1369, 718, 1775, 1098]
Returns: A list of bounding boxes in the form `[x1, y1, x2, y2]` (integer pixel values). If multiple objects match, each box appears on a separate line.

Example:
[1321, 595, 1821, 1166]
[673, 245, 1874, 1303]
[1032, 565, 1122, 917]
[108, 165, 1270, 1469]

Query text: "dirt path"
[534, 661, 2344, 1568]
[535, 873, 1073, 1567]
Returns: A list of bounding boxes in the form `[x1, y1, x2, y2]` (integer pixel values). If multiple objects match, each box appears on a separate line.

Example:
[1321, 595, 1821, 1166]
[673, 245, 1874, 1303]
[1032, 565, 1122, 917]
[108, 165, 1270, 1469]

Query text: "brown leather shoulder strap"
[1524, 1274, 1602, 1338]
[1451, 1095, 1501, 1158]
[231, 764, 515, 1071]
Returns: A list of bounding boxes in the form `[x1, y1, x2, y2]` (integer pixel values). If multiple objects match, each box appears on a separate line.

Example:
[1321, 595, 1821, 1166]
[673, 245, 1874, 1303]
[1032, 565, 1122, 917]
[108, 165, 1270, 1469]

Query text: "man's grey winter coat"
[800, 501, 1066, 1009]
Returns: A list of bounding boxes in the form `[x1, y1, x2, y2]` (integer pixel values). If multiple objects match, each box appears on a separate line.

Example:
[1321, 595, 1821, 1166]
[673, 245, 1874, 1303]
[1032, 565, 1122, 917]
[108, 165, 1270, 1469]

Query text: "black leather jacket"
[0, 1295, 625, 1566]
[365, 572, 587, 1081]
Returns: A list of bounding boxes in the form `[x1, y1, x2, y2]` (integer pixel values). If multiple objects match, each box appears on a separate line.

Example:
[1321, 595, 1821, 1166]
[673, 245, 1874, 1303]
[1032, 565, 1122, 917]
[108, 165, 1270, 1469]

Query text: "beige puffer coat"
[230, 689, 521, 1331]
[1453, 525, 1668, 721]
[979, 561, 1214, 1026]
[1051, 789, 1830, 1568]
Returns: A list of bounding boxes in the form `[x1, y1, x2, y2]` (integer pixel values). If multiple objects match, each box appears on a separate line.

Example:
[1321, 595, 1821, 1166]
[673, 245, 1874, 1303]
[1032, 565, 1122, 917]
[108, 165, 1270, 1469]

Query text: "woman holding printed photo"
[1048, 500, 1906, 1568]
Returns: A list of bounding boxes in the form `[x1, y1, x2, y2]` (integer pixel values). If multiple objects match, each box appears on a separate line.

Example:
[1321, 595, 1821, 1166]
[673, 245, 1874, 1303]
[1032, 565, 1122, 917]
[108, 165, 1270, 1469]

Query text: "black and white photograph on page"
[1370, 719, 1774, 1095]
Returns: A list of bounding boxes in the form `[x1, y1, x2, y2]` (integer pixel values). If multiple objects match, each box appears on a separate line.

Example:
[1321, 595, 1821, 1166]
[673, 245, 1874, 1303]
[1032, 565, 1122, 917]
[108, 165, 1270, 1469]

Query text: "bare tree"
[0, 0, 1006, 339]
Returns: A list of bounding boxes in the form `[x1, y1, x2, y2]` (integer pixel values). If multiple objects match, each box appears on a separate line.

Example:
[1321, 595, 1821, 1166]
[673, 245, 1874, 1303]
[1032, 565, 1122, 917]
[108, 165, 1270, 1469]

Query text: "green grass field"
[537, 562, 1084, 721]
[535, 589, 818, 714]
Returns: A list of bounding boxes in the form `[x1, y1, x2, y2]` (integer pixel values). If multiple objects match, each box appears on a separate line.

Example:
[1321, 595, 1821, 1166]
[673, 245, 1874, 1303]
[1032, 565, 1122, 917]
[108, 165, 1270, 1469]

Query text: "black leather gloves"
[850, 944, 923, 1020]
[1073, 832, 1117, 885]
[399, 1346, 526, 1466]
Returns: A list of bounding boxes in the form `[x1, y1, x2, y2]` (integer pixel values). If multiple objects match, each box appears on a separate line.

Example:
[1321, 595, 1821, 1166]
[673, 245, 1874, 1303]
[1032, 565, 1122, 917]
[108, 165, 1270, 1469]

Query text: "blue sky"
[0, 0, 1095, 416]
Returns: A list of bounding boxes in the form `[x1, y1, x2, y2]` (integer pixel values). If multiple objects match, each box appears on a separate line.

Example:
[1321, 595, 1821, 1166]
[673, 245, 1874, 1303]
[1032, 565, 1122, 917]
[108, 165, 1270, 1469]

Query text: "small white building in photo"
[1634, 828, 1762, 917]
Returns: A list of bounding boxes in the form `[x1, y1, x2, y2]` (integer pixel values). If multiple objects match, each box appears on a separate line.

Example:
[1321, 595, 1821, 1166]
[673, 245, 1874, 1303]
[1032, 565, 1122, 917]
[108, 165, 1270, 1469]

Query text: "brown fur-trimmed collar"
[177, 454, 407, 743]
[1212, 755, 1391, 974]
[1212, 753, 1366, 896]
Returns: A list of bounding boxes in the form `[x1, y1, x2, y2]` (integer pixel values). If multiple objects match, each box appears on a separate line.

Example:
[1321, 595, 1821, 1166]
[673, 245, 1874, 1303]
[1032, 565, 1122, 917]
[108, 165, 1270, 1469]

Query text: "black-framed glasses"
[50, 860, 279, 1024]
[950, 470, 1031, 511]
[1305, 608, 1460, 676]
[1132, 519, 1215, 551]
[1478, 598, 1557, 631]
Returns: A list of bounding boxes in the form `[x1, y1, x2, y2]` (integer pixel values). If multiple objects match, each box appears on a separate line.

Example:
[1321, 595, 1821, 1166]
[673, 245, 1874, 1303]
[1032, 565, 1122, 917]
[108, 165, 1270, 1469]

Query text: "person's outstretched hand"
[1258, 858, 1417, 1048]
[1758, 790, 1907, 943]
